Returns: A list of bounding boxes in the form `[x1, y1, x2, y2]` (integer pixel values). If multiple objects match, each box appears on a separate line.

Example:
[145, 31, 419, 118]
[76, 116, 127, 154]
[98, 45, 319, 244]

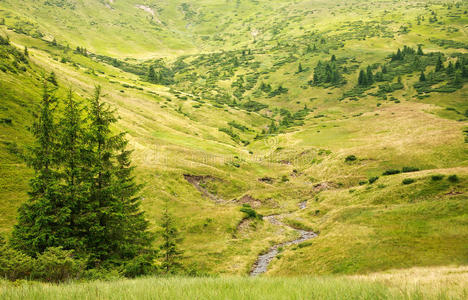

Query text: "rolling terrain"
[0, 0, 467, 280]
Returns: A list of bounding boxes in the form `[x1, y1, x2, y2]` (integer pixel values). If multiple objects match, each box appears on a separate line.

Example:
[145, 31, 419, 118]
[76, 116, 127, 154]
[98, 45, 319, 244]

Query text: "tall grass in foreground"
[1, 267, 467, 300]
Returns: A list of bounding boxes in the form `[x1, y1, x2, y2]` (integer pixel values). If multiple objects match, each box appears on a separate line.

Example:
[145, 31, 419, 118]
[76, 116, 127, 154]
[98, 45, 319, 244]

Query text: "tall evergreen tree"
[11, 82, 72, 256]
[435, 56, 444, 72]
[297, 63, 303, 73]
[419, 70, 426, 82]
[358, 69, 367, 86]
[158, 201, 183, 274]
[58, 89, 87, 253]
[417, 45, 424, 55]
[84, 86, 152, 266]
[366, 66, 374, 85]
[148, 65, 156, 83]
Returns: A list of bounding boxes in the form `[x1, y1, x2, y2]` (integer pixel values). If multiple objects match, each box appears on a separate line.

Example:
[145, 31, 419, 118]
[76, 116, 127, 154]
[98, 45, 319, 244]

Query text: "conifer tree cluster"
[358, 66, 374, 87]
[312, 55, 342, 85]
[11, 82, 154, 271]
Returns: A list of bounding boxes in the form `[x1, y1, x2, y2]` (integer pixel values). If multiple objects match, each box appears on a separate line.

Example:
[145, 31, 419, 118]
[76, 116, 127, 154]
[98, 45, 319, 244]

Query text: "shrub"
[402, 178, 415, 185]
[123, 253, 157, 278]
[281, 175, 289, 182]
[448, 175, 459, 183]
[240, 205, 262, 220]
[402, 166, 420, 173]
[345, 155, 357, 162]
[0, 238, 34, 280]
[33, 247, 85, 282]
[383, 169, 401, 176]
[368, 176, 379, 184]
[431, 174, 444, 181]
[359, 180, 367, 185]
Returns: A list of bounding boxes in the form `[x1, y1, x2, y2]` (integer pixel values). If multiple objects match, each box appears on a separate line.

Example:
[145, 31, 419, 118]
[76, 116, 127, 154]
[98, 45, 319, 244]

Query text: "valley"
[0, 0, 467, 297]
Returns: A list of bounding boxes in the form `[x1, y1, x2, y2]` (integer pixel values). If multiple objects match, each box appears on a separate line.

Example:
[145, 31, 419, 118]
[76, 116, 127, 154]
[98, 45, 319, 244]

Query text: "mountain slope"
[0, 0, 467, 276]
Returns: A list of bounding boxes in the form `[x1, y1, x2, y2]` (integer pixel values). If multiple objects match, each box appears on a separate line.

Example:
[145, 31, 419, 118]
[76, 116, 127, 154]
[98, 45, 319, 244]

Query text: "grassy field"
[0, 0, 467, 278]
[1, 266, 467, 299]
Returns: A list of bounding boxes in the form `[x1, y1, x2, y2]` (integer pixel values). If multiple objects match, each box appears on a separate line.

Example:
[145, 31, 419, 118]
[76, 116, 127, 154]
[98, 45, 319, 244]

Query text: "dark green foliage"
[402, 178, 415, 185]
[24, 46, 28, 57]
[33, 247, 85, 282]
[313, 57, 343, 86]
[241, 100, 268, 112]
[419, 70, 426, 82]
[383, 169, 401, 176]
[402, 167, 420, 173]
[47, 71, 58, 86]
[240, 204, 262, 220]
[159, 203, 183, 274]
[83, 87, 153, 266]
[0, 237, 34, 280]
[431, 175, 444, 181]
[148, 65, 157, 83]
[11, 83, 153, 273]
[345, 155, 357, 162]
[448, 175, 459, 183]
[368, 176, 379, 184]
[417, 45, 424, 55]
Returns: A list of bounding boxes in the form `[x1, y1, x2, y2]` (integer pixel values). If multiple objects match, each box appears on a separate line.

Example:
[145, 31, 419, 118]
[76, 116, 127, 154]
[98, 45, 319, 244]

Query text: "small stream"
[250, 215, 317, 276]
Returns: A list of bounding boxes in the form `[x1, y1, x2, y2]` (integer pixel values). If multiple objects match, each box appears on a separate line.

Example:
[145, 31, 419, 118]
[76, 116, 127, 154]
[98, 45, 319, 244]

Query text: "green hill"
[0, 0, 467, 278]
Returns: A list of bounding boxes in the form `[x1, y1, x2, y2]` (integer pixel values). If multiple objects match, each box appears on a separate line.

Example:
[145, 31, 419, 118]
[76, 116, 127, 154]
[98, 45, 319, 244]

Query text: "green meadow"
[0, 0, 467, 298]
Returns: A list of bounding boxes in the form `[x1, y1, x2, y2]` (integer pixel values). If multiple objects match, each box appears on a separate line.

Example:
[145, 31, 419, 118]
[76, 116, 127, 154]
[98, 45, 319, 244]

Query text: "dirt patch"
[313, 181, 337, 192]
[237, 195, 262, 208]
[184, 174, 223, 203]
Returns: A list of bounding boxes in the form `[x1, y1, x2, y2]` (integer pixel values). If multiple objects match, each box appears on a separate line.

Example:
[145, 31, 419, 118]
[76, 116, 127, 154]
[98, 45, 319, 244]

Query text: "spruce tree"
[148, 65, 156, 83]
[58, 89, 87, 253]
[159, 202, 183, 274]
[11, 82, 73, 256]
[417, 45, 424, 55]
[24, 46, 29, 57]
[84, 86, 152, 266]
[366, 66, 373, 85]
[297, 63, 303, 73]
[435, 56, 444, 72]
[358, 70, 367, 86]
[419, 70, 426, 82]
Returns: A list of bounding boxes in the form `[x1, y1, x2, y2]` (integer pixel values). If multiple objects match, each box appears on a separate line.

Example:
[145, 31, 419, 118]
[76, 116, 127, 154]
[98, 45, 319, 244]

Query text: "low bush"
[368, 176, 379, 184]
[383, 169, 401, 176]
[345, 155, 357, 162]
[402, 178, 415, 185]
[402, 166, 420, 173]
[448, 175, 459, 183]
[0, 238, 34, 280]
[33, 247, 85, 282]
[431, 175, 444, 181]
[240, 204, 262, 220]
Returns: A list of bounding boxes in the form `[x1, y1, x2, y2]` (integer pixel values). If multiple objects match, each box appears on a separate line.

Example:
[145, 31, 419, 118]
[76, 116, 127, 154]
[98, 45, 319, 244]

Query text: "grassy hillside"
[0, 0, 467, 277]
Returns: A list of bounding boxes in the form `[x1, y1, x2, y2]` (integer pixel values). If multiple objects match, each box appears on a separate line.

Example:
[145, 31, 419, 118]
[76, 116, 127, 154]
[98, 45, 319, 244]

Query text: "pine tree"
[148, 65, 156, 83]
[58, 90, 87, 253]
[358, 70, 367, 86]
[417, 45, 424, 55]
[159, 201, 183, 274]
[11, 82, 72, 256]
[24, 46, 29, 57]
[47, 72, 58, 86]
[297, 63, 303, 73]
[419, 70, 426, 82]
[84, 86, 153, 266]
[366, 66, 374, 85]
[435, 56, 444, 72]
